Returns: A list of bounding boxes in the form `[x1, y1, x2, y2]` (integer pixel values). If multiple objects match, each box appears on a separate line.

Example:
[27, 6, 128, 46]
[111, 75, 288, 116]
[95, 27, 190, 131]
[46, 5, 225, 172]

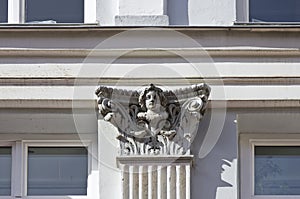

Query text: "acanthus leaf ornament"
[96, 83, 210, 155]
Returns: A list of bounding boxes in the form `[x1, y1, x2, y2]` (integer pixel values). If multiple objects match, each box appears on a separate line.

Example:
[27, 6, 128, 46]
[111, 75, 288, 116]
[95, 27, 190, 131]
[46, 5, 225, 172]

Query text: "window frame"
[0, 138, 98, 199]
[240, 134, 300, 199]
[23, 141, 92, 199]
[7, 0, 96, 24]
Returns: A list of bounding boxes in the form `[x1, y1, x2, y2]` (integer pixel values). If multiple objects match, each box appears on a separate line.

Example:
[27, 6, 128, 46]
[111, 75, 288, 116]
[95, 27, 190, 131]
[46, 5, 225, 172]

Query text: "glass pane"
[0, 0, 8, 23]
[250, 0, 300, 22]
[27, 147, 88, 196]
[255, 146, 300, 195]
[0, 147, 11, 196]
[26, 0, 84, 23]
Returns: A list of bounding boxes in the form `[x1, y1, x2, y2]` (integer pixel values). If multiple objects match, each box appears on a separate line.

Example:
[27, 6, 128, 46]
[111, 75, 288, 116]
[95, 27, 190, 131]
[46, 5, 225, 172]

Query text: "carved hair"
[138, 84, 167, 109]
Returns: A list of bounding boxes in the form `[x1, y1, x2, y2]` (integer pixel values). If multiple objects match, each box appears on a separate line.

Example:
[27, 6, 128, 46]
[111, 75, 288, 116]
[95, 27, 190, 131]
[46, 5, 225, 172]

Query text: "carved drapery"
[95, 83, 210, 156]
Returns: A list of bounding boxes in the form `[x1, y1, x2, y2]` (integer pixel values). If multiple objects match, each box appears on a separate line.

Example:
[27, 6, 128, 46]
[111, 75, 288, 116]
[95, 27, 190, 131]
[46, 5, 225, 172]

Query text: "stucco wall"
[97, 0, 119, 25]
[188, 0, 236, 25]
[96, 0, 236, 25]
[191, 111, 238, 199]
[0, 27, 299, 198]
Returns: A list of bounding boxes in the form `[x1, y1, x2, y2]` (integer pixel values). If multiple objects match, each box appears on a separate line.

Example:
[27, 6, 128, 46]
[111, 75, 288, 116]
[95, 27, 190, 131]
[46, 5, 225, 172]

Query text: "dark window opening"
[0, 0, 8, 23]
[0, 147, 11, 196]
[26, 0, 84, 23]
[250, 0, 300, 22]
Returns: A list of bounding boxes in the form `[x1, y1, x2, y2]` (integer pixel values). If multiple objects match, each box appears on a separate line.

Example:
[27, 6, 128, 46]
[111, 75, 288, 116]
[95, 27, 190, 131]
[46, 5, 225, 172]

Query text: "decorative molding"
[1, 48, 300, 58]
[116, 155, 194, 165]
[2, 26, 300, 32]
[96, 83, 210, 155]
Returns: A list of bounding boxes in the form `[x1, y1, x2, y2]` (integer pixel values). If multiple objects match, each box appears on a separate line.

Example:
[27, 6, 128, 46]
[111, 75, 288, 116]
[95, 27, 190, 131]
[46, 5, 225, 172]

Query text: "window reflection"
[250, 0, 300, 22]
[0, 0, 8, 23]
[255, 146, 300, 195]
[26, 0, 84, 23]
[27, 147, 88, 196]
[0, 147, 11, 196]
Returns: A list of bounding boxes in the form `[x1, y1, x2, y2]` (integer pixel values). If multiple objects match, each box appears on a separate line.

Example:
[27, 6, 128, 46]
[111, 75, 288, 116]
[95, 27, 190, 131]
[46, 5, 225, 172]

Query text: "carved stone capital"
[96, 83, 210, 156]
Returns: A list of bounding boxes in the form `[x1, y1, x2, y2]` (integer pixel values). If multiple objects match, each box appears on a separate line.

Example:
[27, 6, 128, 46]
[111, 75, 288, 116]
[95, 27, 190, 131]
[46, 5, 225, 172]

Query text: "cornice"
[0, 99, 299, 109]
[0, 47, 299, 58]
[1, 25, 300, 32]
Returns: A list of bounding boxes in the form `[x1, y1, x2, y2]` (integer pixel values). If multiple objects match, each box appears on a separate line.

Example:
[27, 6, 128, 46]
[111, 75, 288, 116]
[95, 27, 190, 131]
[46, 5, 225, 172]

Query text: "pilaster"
[96, 83, 210, 199]
[117, 156, 192, 199]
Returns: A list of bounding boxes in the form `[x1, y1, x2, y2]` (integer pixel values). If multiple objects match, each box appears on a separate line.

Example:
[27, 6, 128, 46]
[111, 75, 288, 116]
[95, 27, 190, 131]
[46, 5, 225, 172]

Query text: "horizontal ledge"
[1, 85, 300, 102]
[0, 77, 299, 86]
[0, 48, 300, 57]
[116, 155, 194, 166]
[213, 100, 300, 109]
[0, 100, 96, 109]
[2, 63, 300, 83]
[0, 100, 299, 109]
[1, 25, 300, 32]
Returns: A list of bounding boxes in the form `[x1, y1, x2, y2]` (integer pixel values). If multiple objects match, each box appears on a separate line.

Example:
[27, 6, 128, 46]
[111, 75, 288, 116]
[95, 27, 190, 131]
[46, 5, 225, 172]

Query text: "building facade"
[0, 0, 300, 199]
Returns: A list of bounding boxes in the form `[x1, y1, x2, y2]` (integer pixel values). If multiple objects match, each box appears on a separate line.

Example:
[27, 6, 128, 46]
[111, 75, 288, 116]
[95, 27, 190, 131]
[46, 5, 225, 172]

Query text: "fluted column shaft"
[117, 156, 193, 199]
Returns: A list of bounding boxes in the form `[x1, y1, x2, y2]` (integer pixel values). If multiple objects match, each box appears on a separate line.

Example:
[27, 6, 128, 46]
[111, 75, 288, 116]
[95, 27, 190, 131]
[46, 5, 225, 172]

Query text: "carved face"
[145, 91, 161, 111]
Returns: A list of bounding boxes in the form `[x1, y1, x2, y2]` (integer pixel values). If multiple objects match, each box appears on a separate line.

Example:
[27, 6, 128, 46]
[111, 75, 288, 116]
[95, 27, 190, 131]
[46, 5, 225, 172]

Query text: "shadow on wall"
[191, 111, 238, 199]
[167, 0, 189, 25]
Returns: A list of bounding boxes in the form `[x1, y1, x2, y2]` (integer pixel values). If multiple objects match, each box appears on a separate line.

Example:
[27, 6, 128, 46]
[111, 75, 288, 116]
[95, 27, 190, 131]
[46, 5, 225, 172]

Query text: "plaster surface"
[115, 15, 169, 26]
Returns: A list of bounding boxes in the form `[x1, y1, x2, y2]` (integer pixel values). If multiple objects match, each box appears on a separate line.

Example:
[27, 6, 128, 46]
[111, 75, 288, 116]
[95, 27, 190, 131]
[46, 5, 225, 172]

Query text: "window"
[255, 146, 300, 195]
[0, 0, 8, 23]
[0, 139, 97, 199]
[0, 147, 11, 196]
[26, 0, 84, 23]
[27, 147, 88, 195]
[249, 0, 300, 22]
[240, 136, 300, 199]
[5, 0, 96, 23]
[239, 113, 300, 199]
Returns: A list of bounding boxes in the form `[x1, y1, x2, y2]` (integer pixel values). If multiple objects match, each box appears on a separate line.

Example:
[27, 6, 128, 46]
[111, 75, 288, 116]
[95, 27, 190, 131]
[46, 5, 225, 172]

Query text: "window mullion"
[12, 141, 25, 198]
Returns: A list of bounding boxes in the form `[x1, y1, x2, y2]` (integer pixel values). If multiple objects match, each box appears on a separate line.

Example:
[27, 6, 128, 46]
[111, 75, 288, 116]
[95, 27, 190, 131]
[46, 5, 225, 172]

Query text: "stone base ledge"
[115, 15, 169, 26]
[116, 155, 193, 167]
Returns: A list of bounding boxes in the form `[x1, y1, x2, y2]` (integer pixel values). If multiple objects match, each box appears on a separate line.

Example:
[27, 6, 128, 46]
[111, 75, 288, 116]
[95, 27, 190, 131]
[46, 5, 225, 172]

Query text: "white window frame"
[240, 134, 300, 199]
[0, 137, 99, 199]
[7, 0, 96, 24]
[23, 141, 93, 199]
